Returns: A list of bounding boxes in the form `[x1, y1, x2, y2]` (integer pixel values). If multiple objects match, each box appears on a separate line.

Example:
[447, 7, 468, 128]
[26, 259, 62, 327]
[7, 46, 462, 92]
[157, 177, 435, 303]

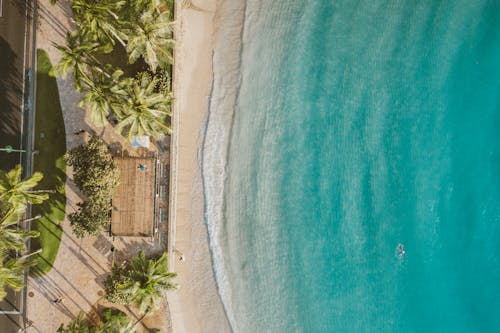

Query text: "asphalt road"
[0, 0, 28, 172]
[0, 0, 30, 331]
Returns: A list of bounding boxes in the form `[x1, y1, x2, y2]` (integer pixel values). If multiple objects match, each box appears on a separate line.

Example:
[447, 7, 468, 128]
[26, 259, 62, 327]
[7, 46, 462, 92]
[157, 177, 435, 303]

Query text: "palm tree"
[0, 251, 39, 300]
[57, 309, 135, 333]
[79, 68, 127, 127]
[114, 73, 172, 140]
[71, 0, 128, 48]
[99, 309, 135, 333]
[0, 224, 39, 254]
[51, 36, 100, 90]
[0, 203, 28, 253]
[56, 312, 95, 333]
[128, 0, 174, 14]
[114, 251, 176, 314]
[0, 201, 25, 227]
[0, 165, 49, 209]
[126, 10, 175, 72]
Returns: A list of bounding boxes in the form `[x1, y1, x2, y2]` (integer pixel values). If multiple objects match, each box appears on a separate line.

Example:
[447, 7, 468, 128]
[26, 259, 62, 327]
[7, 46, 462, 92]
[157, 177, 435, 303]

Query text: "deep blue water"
[204, 1, 500, 332]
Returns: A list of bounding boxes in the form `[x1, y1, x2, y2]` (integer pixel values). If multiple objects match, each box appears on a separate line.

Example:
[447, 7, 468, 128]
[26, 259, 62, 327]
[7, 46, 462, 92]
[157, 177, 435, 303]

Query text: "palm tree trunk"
[131, 311, 149, 330]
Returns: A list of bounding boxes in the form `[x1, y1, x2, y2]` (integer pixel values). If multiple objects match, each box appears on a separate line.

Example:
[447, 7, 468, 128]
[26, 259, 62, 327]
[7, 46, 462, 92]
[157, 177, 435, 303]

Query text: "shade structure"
[111, 157, 158, 237]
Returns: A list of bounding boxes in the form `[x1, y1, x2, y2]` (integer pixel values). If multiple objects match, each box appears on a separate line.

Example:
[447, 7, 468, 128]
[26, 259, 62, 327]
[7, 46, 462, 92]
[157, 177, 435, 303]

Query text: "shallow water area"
[204, 1, 500, 332]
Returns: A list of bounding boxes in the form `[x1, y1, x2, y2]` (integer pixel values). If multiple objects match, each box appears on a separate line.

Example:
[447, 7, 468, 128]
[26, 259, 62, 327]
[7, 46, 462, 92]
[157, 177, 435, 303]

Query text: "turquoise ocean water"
[203, 1, 500, 332]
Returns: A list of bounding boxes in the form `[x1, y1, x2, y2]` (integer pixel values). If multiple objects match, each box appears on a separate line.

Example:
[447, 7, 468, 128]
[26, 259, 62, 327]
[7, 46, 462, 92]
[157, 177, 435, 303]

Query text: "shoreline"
[167, 1, 232, 332]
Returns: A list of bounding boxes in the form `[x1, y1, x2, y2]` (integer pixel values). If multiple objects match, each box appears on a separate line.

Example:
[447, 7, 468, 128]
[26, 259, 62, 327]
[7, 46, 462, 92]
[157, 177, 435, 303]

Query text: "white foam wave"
[201, 0, 248, 330]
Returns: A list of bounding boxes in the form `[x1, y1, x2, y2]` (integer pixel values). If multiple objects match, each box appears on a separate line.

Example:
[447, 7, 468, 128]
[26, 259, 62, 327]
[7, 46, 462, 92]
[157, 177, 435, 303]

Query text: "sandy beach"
[167, 1, 232, 332]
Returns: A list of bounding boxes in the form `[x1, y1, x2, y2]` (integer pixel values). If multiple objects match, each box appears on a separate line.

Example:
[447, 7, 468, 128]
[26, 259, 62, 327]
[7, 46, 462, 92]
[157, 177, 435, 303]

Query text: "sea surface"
[203, 1, 500, 332]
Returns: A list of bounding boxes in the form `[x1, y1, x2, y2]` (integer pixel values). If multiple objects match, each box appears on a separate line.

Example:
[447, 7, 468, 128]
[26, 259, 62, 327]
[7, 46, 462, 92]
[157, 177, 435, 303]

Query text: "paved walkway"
[25, 1, 172, 331]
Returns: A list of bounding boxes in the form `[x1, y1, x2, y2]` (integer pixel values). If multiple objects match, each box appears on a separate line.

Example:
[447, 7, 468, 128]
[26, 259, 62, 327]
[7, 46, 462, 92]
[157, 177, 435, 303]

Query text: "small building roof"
[111, 157, 157, 237]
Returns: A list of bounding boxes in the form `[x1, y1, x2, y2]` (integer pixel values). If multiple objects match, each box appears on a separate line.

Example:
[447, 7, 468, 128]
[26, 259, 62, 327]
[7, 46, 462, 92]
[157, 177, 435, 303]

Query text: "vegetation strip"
[0, 166, 49, 298]
[30, 49, 66, 276]
[52, 0, 175, 140]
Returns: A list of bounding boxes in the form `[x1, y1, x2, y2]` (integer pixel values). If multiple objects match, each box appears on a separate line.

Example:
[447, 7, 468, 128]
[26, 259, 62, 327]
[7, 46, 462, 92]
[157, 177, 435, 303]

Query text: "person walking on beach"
[52, 297, 64, 304]
[73, 129, 85, 135]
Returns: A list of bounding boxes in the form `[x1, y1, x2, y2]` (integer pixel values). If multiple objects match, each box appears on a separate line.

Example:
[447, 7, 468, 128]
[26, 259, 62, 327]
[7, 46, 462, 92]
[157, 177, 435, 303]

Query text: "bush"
[65, 136, 119, 237]
[68, 199, 111, 238]
[104, 265, 134, 304]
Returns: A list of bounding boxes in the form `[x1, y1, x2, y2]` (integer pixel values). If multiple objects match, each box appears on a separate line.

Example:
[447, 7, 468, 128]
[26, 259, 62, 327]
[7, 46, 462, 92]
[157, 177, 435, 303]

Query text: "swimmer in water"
[397, 243, 405, 258]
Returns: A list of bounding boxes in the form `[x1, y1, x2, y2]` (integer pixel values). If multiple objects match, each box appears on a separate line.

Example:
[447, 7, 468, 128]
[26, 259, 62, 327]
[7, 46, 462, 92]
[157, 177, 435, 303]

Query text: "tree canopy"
[0, 165, 48, 209]
[65, 136, 119, 237]
[105, 251, 176, 314]
[0, 166, 48, 300]
[52, 0, 175, 140]
[57, 309, 135, 333]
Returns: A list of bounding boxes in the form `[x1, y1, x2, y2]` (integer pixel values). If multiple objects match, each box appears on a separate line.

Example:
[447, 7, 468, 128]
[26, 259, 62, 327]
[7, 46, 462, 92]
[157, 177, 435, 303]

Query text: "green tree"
[57, 309, 135, 333]
[57, 312, 95, 333]
[126, 9, 175, 72]
[105, 251, 176, 314]
[65, 136, 119, 238]
[71, 0, 128, 48]
[129, 0, 171, 13]
[0, 251, 39, 300]
[0, 205, 39, 253]
[100, 308, 135, 333]
[0, 165, 49, 209]
[65, 136, 119, 200]
[0, 167, 47, 301]
[114, 72, 172, 140]
[51, 36, 100, 90]
[0, 201, 25, 228]
[78, 68, 127, 127]
[68, 199, 111, 238]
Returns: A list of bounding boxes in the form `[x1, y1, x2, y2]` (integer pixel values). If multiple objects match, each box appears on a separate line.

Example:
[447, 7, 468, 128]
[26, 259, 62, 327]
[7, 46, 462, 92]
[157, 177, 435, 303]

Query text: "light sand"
[167, 0, 232, 332]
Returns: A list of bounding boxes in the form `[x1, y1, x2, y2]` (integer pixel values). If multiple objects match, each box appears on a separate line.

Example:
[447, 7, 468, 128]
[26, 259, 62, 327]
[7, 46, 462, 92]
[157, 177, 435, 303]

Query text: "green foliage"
[114, 72, 173, 139]
[51, 36, 100, 90]
[57, 309, 135, 333]
[52, 0, 174, 140]
[78, 67, 127, 126]
[65, 136, 119, 238]
[65, 136, 119, 199]
[0, 165, 51, 298]
[0, 251, 38, 300]
[71, 0, 128, 48]
[104, 265, 134, 304]
[0, 165, 49, 209]
[0, 190, 46, 300]
[100, 308, 135, 333]
[126, 10, 175, 72]
[57, 312, 95, 333]
[105, 251, 177, 314]
[0, 205, 39, 254]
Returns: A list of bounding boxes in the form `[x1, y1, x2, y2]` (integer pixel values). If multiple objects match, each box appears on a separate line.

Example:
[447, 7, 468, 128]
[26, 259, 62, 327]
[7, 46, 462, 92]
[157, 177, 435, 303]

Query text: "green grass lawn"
[30, 49, 66, 276]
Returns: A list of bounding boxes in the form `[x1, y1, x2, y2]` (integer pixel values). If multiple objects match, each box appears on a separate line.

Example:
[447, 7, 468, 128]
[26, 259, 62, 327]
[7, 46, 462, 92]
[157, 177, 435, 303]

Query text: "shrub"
[65, 136, 119, 237]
